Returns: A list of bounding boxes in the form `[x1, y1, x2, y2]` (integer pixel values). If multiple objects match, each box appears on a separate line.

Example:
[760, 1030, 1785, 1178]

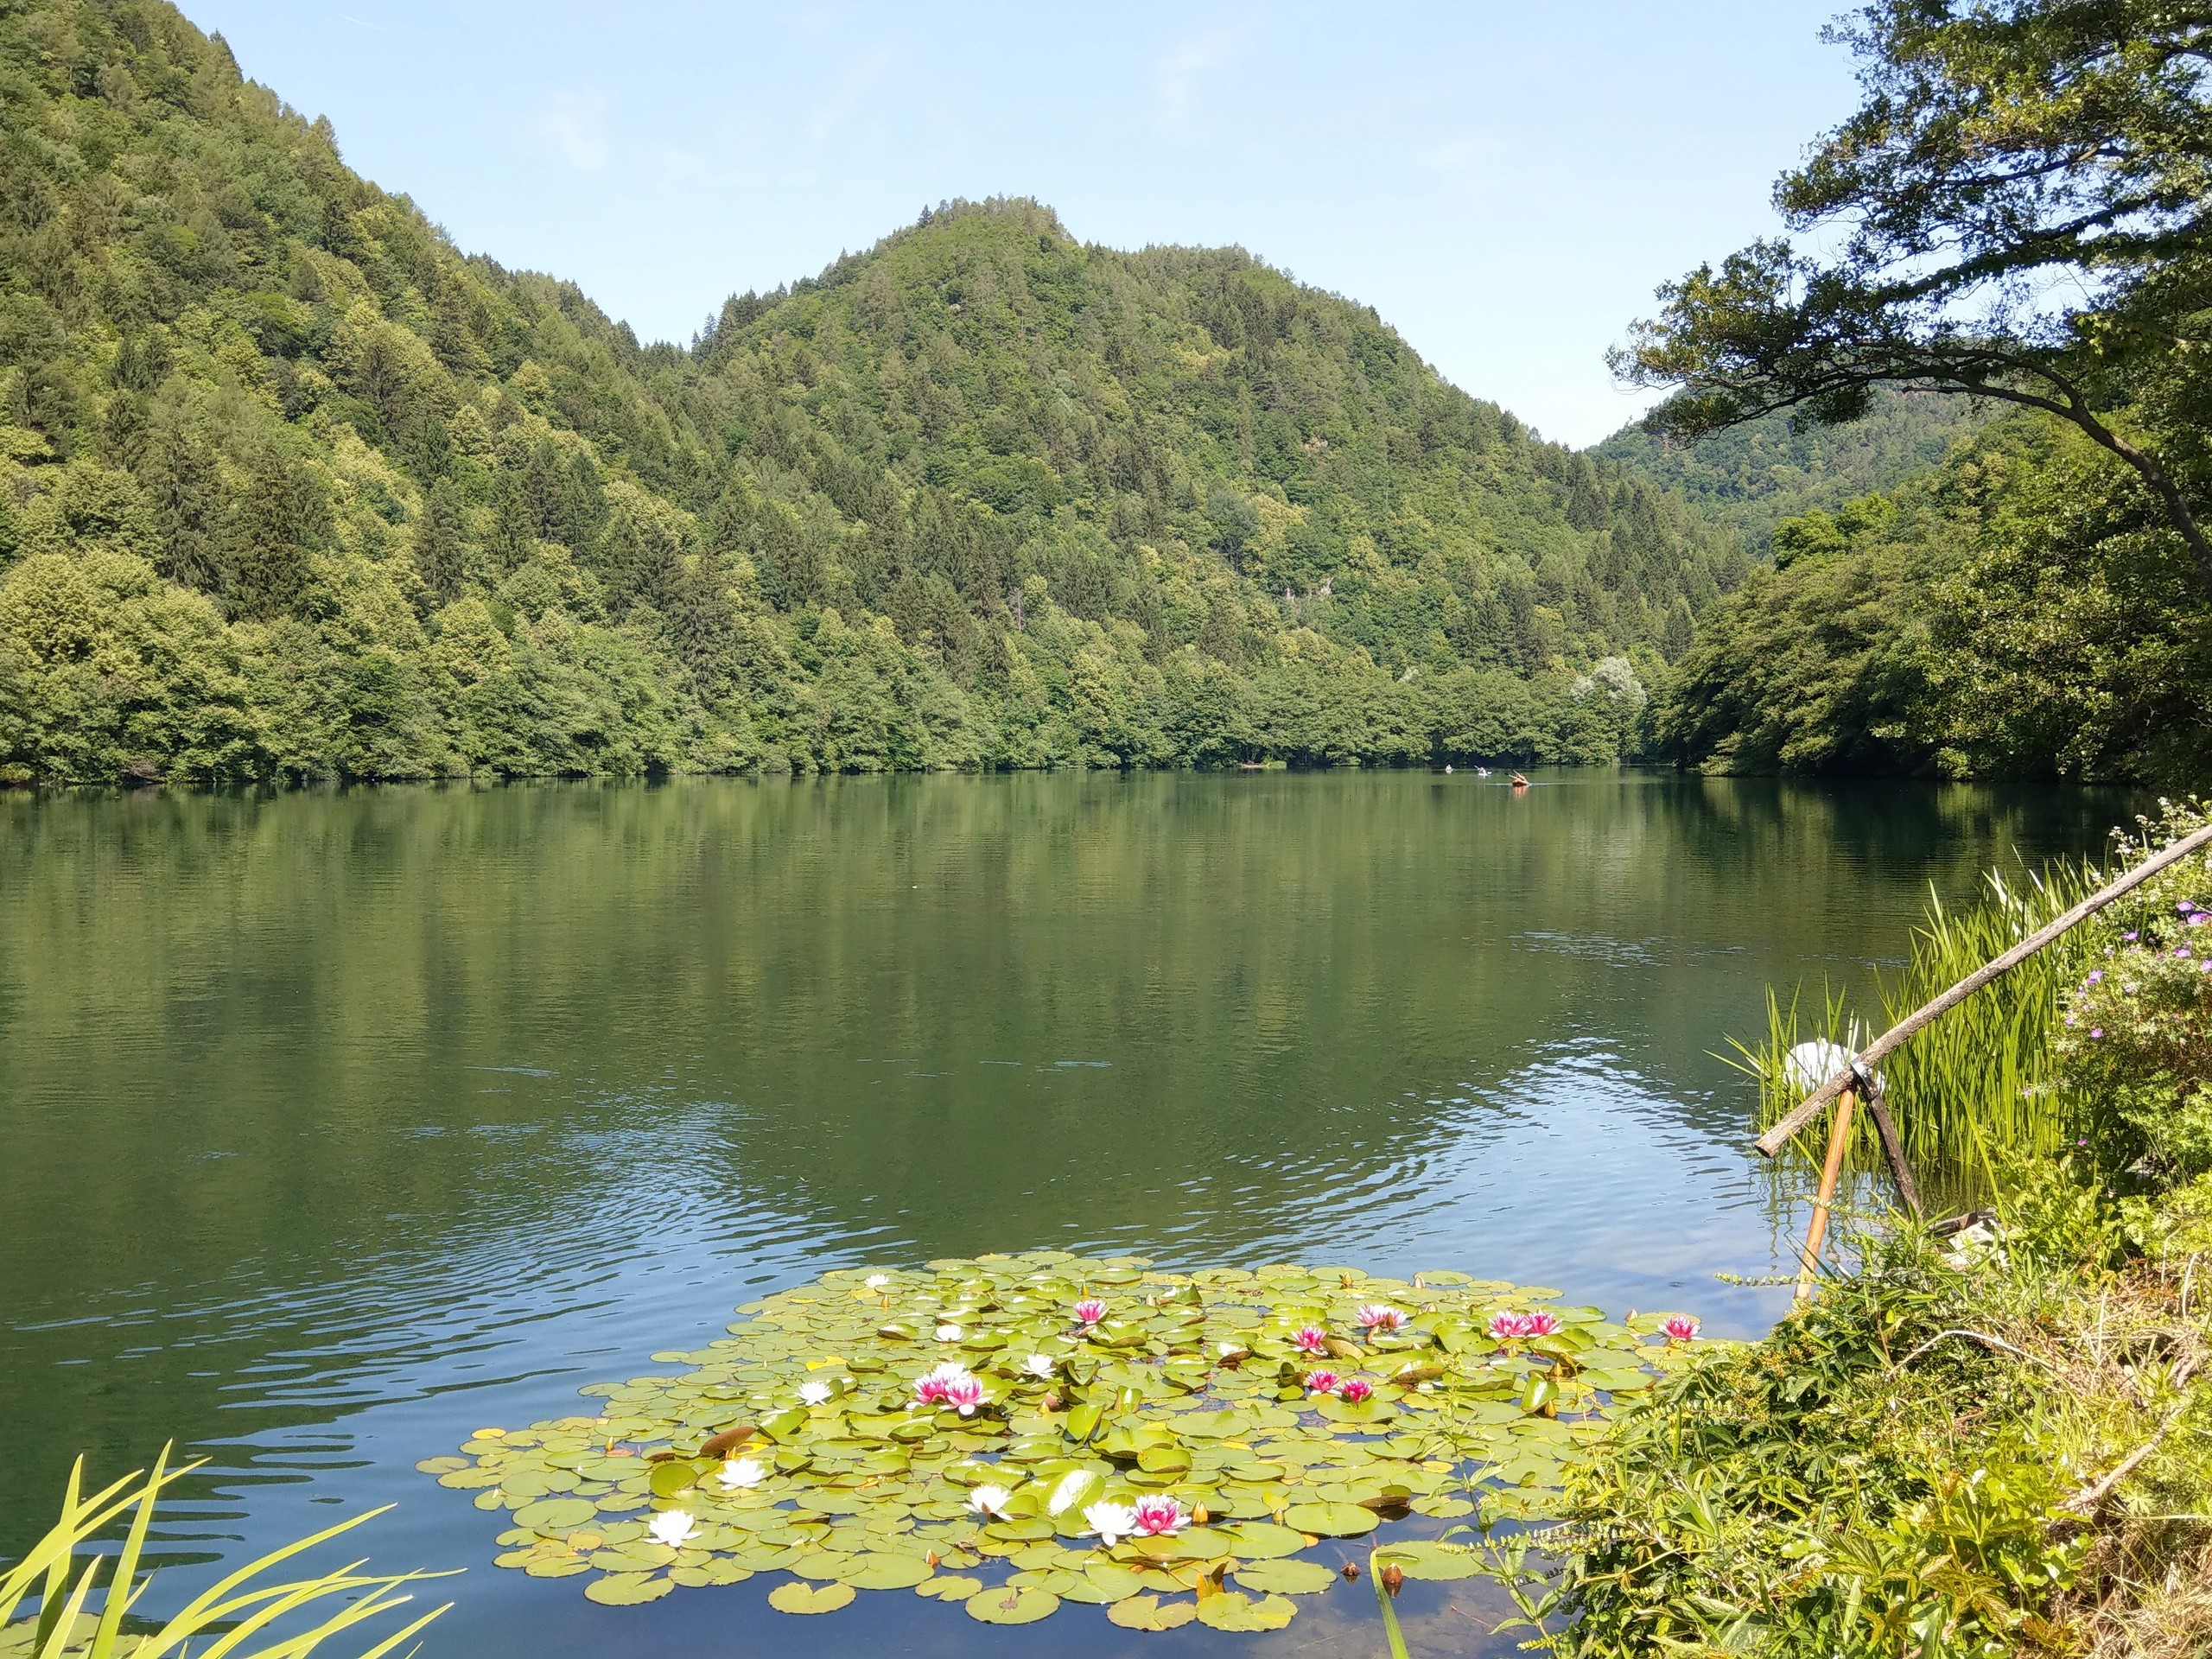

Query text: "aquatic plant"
[1, 1446, 451, 1658]
[426, 1253, 1709, 1630]
[1743, 856, 2102, 1170]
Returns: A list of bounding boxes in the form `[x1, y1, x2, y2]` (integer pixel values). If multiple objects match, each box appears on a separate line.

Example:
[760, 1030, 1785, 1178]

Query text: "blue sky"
[189, 2, 1859, 449]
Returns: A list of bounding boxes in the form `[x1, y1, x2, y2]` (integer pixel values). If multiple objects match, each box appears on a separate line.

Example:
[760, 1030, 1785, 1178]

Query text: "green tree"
[410, 480, 467, 606]
[1618, 0, 2212, 576]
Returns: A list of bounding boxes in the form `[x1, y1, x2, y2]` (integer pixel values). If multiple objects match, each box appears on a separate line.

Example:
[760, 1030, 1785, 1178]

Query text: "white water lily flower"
[1081, 1499, 1138, 1548]
[716, 1457, 766, 1491]
[966, 1483, 1012, 1517]
[647, 1510, 699, 1548]
[935, 1324, 963, 1341]
[798, 1380, 833, 1407]
[864, 1274, 889, 1288]
[1021, 1353, 1055, 1378]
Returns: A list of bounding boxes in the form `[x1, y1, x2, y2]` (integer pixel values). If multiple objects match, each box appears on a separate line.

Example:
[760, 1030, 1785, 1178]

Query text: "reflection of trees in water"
[0, 773, 2130, 1553]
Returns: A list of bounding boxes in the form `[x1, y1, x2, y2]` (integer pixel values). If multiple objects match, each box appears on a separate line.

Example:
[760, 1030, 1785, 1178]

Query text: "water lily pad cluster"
[423, 1253, 1708, 1630]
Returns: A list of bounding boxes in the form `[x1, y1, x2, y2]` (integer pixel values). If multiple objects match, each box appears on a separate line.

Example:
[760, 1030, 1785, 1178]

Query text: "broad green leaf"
[1197, 1589, 1297, 1630]
[964, 1585, 1058, 1624]
[582, 1573, 671, 1605]
[1234, 1556, 1340, 1593]
[767, 1580, 855, 1614]
[1282, 1502, 1378, 1536]
[1106, 1593, 1198, 1630]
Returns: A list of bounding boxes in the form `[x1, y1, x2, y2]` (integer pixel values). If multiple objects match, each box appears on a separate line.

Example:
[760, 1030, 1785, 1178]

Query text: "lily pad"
[964, 1585, 1058, 1624]
[513, 1497, 598, 1532]
[914, 1574, 982, 1600]
[1232, 1557, 1340, 1594]
[767, 1580, 856, 1614]
[845, 1554, 934, 1590]
[441, 1251, 1677, 1633]
[1107, 1593, 1198, 1630]
[1375, 1540, 1485, 1581]
[1196, 1590, 1297, 1630]
[582, 1573, 671, 1605]
[1213, 1522, 1312, 1559]
[1282, 1502, 1379, 1536]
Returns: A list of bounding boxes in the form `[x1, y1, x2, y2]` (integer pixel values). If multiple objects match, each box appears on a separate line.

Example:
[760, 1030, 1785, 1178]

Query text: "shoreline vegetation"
[1478, 803, 2212, 1657]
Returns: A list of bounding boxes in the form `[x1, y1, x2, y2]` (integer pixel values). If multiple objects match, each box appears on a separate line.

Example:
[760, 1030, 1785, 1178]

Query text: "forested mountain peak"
[0, 1, 1740, 782]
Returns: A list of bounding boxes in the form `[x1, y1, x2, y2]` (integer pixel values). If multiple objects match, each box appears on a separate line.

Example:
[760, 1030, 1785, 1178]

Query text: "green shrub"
[2054, 802, 2212, 1179]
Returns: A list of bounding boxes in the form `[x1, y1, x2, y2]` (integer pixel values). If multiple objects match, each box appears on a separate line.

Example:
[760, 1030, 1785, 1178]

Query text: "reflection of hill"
[0, 773, 2131, 1549]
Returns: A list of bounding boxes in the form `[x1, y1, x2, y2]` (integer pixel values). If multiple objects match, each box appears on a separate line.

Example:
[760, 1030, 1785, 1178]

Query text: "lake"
[0, 769, 2138, 1655]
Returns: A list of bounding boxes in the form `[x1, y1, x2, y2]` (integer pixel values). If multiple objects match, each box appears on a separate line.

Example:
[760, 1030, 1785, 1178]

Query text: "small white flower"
[936, 1324, 963, 1341]
[864, 1274, 889, 1288]
[966, 1483, 1011, 1517]
[1082, 1499, 1138, 1548]
[1021, 1353, 1055, 1378]
[798, 1380, 833, 1407]
[716, 1457, 766, 1491]
[647, 1510, 699, 1548]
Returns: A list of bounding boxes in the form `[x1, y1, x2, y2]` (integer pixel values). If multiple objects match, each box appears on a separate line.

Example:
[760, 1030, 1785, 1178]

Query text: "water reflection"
[0, 770, 2137, 1652]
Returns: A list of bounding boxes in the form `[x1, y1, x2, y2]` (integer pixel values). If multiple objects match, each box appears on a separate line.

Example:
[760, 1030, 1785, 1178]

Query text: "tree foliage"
[1618, 0, 2212, 575]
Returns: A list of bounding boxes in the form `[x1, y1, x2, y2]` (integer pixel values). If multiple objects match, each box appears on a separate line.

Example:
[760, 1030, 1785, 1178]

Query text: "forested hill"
[1590, 388, 1989, 551]
[0, 0, 1742, 783]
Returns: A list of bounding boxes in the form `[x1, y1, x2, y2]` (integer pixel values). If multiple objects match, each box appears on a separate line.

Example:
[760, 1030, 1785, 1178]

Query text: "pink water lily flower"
[1339, 1377, 1374, 1404]
[1073, 1299, 1107, 1326]
[1292, 1325, 1329, 1354]
[1129, 1495, 1187, 1537]
[912, 1360, 978, 1411]
[942, 1373, 988, 1416]
[1356, 1304, 1406, 1334]
[1661, 1316, 1701, 1343]
[1522, 1310, 1561, 1338]
[1305, 1369, 1342, 1396]
[1489, 1311, 1527, 1341]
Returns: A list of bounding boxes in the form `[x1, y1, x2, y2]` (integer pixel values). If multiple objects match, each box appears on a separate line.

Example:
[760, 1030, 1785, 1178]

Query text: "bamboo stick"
[1756, 822, 2212, 1160]
[1796, 1085, 1856, 1303]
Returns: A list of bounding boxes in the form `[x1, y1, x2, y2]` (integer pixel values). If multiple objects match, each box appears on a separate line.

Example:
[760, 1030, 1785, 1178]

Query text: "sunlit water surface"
[0, 771, 2139, 1655]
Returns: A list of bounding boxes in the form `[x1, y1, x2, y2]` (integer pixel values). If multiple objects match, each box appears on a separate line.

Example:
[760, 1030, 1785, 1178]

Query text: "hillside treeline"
[0, 0, 1743, 784]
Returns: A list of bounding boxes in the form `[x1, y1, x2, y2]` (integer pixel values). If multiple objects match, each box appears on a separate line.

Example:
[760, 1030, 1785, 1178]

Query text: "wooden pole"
[1796, 1085, 1856, 1304]
[1757, 822, 2212, 1160]
[1858, 1070, 1923, 1220]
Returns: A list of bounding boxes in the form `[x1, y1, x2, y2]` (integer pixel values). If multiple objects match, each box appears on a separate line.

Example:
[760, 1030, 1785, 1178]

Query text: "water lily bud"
[1381, 1562, 1405, 1598]
[1192, 1503, 1210, 1525]
[1342, 1561, 1361, 1581]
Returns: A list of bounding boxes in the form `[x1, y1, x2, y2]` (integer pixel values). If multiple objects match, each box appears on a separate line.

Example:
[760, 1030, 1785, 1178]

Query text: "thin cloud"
[804, 44, 899, 146]
[1154, 26, 1246, 132]
[534, 90, 609, 172]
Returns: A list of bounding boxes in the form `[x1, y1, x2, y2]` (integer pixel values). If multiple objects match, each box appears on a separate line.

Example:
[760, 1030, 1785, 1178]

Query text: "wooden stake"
[1858, 1073, 1923, 1220]
[1795, 1086, 1856, 1304]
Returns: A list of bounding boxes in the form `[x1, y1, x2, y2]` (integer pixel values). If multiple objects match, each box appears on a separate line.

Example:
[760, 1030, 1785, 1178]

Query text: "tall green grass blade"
[29, 1459, 83, 1653]
[89, 1445, 166, 1655]
[1369, 1548, 1412, 1659]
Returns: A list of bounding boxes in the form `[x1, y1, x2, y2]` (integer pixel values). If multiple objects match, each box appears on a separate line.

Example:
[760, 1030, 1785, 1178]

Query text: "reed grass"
[0, 1446, 452, 1658]
[1733, 856, 2103, 1174]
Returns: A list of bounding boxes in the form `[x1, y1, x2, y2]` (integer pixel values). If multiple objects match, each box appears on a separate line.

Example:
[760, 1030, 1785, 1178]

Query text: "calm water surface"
[0, 770, 2138, 1655]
